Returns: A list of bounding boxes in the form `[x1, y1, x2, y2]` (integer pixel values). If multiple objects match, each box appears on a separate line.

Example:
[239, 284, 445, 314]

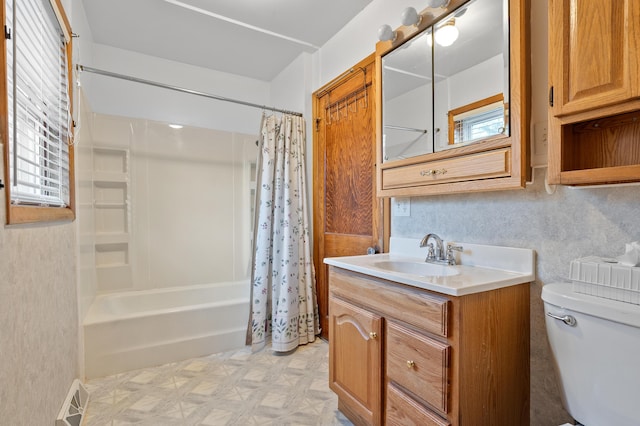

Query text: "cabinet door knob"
[369, 331, 377, 339]
[406, 360, 415, 369]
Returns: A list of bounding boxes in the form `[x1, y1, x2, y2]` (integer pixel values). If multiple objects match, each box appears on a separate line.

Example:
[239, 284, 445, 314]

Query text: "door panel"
[313, 54, 386, 339]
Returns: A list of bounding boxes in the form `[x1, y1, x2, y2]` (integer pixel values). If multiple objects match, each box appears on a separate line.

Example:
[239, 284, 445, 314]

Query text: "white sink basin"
[373, 260, 459, 277]
[323, 238, 535, 296]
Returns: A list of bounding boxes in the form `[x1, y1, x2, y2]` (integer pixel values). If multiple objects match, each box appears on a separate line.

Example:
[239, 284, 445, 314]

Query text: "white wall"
[314, 0, 429, 88]
[81, 44, 270, 135]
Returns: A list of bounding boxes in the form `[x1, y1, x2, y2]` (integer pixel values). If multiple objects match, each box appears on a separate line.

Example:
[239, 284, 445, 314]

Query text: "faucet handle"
[445, 244, 463, 265]
[426, 243, 436, 260]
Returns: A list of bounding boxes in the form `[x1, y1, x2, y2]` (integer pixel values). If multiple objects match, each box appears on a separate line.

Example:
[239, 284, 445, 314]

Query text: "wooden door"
[329, 295, 383, 426]
[313, 54, 387, 340]
[549, 0, 640, 117]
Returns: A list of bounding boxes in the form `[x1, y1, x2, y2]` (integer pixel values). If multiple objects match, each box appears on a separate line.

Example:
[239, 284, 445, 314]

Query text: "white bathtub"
[83, 281, 250, 379]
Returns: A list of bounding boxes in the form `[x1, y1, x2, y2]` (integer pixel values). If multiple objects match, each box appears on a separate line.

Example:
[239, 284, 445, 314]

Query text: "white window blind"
[6, 0, 71, 207]
[453, 102, 505, 145]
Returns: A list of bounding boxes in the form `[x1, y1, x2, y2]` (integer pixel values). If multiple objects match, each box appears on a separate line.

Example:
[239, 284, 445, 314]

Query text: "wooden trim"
[8, 205, 74, 224]
[447, 93, 505, 145]
[1, 0, 10, 221]
[49, 0, 72, 41]
[2, 0, 75, 225]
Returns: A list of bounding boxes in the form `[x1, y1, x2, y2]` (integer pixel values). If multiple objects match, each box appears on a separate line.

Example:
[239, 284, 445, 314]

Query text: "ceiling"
[82, 0, 372, 82]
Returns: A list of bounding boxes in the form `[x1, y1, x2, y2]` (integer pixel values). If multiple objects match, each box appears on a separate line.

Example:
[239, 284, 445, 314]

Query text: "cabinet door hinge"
[549, 86, 554, 107]
[315, 117, 321, 132]
[4, 25, 11, 40]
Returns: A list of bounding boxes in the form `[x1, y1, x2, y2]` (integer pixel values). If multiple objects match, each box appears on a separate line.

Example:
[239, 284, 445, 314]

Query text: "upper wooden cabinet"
[549, 0, 640, 117]
[375, 0, 530, 197]
[548, 0, 640, 185]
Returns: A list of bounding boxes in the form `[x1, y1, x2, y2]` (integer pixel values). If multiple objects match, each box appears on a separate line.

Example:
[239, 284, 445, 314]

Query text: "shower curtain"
[249, 113, 320, 353]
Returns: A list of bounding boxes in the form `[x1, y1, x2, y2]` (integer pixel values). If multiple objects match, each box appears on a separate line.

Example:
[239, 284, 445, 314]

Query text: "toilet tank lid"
[542, 283, 640, 328]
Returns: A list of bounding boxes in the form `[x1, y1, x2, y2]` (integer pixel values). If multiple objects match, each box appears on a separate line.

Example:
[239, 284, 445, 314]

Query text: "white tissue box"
[570, 256, 640, 305]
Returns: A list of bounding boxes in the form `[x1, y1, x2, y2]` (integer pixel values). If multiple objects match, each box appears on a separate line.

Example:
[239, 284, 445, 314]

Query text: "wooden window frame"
[447, 93, 505, 146]
[1, 0, 75, 225]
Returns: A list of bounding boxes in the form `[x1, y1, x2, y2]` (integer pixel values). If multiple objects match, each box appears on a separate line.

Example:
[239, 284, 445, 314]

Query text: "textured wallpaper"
[392, 167, 640, 424]
[0, 144, 80, 425]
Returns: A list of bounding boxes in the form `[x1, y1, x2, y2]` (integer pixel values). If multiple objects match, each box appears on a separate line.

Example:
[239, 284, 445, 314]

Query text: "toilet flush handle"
[546, 312, 577, 326]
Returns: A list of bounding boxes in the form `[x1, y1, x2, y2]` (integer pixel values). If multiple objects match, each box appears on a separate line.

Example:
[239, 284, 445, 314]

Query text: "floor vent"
[56, 379, 89, 426]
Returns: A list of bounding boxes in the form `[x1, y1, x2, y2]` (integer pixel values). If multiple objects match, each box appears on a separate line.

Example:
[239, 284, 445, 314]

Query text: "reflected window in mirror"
[448, 93, 506, 146]
[382, 29, 433, 162]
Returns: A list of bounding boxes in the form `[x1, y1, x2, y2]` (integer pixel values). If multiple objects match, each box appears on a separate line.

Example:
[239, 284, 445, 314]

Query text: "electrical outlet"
[532, 122, 548, 167]
[392, 197, 411, 217]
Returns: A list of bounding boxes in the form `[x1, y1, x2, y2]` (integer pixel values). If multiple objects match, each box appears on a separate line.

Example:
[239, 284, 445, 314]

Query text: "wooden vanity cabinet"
[547, 0, 640, 185]
[329, 296, 383, 425]
[328, 266, 530, 426]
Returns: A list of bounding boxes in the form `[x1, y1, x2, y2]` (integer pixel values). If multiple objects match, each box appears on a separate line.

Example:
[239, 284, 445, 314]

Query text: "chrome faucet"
[420, 233, 444, 262]
[419, 233, 463, 265]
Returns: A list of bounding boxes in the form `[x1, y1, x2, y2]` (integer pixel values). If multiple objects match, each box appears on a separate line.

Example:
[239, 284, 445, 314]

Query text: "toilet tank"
[542, 283, 640, 426]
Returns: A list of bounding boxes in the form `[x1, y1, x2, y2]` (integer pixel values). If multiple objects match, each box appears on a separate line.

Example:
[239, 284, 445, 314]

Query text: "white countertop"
[323, 238, 535, 296]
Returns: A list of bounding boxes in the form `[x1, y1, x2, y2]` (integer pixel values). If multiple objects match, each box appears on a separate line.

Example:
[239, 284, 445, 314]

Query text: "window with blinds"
[447, 93, 506, 147]
[4, 0, 73, 214]
[452, 106, 505, 144]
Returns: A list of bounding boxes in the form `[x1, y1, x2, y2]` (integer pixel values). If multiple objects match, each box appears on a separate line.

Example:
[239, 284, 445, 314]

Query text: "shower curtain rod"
[76, 65, 303, 117]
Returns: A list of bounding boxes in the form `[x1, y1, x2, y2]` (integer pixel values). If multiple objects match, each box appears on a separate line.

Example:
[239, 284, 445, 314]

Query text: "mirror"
[382, 0, 508, 162]
[382, 29, 433, 161]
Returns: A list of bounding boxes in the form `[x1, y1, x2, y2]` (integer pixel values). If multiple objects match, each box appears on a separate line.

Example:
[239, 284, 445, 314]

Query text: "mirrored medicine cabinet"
[375, 0, 530, 197]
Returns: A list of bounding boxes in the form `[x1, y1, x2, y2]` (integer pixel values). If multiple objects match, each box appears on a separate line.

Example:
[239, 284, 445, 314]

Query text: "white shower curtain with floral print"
[249, 113, 319, 353]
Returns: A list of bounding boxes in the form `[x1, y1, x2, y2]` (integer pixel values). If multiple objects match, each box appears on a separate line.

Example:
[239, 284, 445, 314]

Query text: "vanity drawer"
[381, 147, 511, 189]
[329, 267, 449, 337]
[386, 321, 450, 415]
[386, 383, 450, 426]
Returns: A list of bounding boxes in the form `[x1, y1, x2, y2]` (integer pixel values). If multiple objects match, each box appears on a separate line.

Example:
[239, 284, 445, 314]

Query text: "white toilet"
[542, 283, 640, 426]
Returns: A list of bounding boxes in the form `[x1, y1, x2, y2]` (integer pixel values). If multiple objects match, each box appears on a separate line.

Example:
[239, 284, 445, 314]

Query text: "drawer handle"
[420, 168, 447, 177]
[406, 360, 415, 369]
[369, 331, 378, 339]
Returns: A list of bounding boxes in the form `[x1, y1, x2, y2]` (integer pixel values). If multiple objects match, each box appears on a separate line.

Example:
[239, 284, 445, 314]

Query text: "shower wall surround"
[84, 112, 257, 294]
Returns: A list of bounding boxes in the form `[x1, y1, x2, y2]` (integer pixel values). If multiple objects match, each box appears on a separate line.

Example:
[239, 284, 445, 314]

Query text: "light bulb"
[378, 24, 396, 42]
[435, 20, 458, 46]
[169, 124, 183, 129]
[401, 7, 421, 27]
[427, 0, 450, 8]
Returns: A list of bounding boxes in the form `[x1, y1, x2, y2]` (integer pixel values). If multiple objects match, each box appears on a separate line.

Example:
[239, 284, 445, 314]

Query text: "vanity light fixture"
[169, 124, 183, 129]
[377, 1, 452, 42]
[426, 0, 451, 7]
[378, 24, 397, 42]
[400, 7, 422, 27]
[435, 19, 459, 46]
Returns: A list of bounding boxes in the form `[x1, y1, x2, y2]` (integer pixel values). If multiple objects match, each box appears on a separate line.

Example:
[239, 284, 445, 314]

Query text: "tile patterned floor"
[83, 340, 353, 425]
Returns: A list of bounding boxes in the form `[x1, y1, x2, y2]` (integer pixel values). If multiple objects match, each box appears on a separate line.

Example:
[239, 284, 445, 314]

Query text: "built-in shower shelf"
[95, 233, 130, 244]
[91, 145, 132, 293]
[93, 172, 128, 183]
[94, 202, 128, 208]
